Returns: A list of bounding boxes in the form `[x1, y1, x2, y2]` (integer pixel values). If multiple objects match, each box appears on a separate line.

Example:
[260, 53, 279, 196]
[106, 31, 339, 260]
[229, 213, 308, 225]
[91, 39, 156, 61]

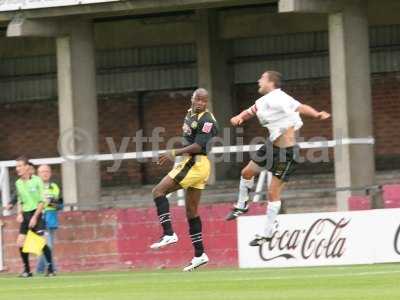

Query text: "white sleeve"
[281, 96, 301, 114]
[254, 96, 266, 112]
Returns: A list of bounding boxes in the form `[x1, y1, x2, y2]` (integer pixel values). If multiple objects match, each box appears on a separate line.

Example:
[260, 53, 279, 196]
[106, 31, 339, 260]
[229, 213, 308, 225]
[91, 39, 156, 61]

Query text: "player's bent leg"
[226, 161, 261, 221]
[183, 188, 209, 272]
[152, 175, 181, 198]
[249, 176, 285, 246]
[150, 175, 181, 250]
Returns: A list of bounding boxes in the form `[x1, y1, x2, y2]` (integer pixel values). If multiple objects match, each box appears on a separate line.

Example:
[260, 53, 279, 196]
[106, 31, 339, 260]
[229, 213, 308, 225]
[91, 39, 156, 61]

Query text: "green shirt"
[16, 175, 45, 212]
[43, 182, 61, 211]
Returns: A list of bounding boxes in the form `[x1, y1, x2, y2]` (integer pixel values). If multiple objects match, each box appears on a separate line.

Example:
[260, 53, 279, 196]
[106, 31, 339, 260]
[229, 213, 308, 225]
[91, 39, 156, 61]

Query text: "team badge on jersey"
[202, 122, 213, 133]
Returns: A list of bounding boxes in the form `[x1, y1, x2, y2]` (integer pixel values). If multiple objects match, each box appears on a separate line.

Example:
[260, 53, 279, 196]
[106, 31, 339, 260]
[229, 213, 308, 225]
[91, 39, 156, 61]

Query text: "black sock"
[19, 247, 30, 273]
[42, 245, 54, 273]
[154, 196, 173, 236]
[189, 216, 204, 257]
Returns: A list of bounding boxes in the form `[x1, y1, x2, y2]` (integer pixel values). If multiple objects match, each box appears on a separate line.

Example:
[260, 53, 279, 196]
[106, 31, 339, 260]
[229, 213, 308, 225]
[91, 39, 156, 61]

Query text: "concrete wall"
[1, 24, 400, 103]
[2, 184, 400, 273]
[1, 3, 400, 58]
[1, 203, 252, 272]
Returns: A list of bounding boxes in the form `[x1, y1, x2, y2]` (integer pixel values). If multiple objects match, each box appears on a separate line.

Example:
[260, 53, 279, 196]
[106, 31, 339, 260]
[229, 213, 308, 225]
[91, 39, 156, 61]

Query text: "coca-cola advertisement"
[238, 209, 400, 268]
[394, 224, 400, 255]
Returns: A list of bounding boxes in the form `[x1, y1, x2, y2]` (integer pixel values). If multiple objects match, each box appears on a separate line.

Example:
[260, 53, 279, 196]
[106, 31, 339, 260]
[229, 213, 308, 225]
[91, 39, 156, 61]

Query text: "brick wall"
[371, 73, 400, 169]
[2, 187, 400, 273]
[1, 203, 267, 273]
[0, 101, 63, 187]
[141, 90, 192, 184]
[0, 72, 399, 186]
[0, 91, 193, 186]
[3, 184, 400, 273]
[0, 101, 60, 159]
[98, 95, 142, 186]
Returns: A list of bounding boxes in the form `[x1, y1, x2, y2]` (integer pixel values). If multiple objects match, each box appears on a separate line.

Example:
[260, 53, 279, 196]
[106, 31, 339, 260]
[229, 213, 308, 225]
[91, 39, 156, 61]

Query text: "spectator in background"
[36, 165, 62, 274]
[28, 162, 36, 176]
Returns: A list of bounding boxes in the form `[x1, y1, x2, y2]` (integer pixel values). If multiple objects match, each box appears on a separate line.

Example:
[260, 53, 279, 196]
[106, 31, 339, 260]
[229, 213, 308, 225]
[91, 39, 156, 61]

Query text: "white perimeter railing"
[0, 138, 375, 271]
[0, 138, 374, 213]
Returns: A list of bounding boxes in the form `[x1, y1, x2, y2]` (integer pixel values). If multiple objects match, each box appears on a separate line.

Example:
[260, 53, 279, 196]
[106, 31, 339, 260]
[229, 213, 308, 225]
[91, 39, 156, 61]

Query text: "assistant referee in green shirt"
[15, 156, 55, 277]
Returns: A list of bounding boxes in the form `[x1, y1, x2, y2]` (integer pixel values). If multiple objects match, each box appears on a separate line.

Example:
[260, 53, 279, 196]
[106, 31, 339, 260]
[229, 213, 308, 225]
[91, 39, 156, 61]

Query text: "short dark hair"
[192, 88, 209, 99]
[16, 156, 30, 165]
[265, 71, 282, 88]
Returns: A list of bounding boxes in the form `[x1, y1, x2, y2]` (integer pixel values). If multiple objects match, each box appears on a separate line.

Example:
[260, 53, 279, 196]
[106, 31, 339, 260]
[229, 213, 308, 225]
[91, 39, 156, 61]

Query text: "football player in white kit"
[226, 70, 331, 246]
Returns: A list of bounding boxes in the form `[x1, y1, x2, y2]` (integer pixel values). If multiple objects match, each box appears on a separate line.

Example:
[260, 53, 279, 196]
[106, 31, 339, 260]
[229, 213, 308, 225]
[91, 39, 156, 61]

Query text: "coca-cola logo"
[394, 224, 400, 255]
[259, 218, 350, 261]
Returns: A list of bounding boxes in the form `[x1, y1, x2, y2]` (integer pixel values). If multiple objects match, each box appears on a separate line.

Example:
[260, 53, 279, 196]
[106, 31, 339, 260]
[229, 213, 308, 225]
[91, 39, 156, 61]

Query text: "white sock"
[264, 201, 281, 238]
[236, 176, 254, 209]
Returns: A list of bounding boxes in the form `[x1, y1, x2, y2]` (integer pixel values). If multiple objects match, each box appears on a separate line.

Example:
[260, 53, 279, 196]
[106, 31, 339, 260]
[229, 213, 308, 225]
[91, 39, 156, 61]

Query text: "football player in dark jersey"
[150, 88, 218, 271]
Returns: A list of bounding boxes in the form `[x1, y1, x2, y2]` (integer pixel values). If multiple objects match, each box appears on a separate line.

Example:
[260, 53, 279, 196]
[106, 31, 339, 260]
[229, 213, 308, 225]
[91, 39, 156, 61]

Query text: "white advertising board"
[0, 0, 120, 12]
[238, 209, 400, 268]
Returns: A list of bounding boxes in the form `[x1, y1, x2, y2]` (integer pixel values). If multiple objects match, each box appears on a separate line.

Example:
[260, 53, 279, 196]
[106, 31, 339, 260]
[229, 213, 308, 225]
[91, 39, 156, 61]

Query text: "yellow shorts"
[168, 155, 211, 190]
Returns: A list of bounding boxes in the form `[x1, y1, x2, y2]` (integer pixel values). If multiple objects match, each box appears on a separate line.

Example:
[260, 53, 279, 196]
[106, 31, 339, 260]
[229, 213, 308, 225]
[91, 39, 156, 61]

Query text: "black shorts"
[19, 210, 45, 235]
[251, 142, 299, 182]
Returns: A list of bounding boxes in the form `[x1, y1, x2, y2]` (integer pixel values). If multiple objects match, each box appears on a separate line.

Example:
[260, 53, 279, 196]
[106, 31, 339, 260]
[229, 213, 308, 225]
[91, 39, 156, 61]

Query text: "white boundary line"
[0, 268, 398, 286]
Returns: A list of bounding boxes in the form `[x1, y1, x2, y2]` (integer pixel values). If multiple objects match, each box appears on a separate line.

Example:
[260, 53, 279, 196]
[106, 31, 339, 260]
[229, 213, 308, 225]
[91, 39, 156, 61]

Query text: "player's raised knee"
[241, 167, 254, 180]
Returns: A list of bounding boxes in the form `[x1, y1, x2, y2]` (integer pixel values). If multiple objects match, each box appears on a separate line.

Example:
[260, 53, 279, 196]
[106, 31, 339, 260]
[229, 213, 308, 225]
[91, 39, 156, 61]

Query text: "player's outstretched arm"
[158, 144, 202, 165]
[297, 104, 331, 120]
[231, 105, 257, 126]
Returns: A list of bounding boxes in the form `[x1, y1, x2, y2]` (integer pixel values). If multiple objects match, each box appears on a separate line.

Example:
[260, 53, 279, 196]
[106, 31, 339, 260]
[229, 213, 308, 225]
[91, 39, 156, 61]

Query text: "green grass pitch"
[1, 264, 399, 300]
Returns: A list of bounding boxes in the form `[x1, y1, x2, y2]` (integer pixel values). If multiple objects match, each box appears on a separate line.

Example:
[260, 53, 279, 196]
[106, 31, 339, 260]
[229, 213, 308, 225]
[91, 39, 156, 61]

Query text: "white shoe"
[249, 234, 272, 247]
[150, 233, 178, 249]
[183, 253, 209, 272]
